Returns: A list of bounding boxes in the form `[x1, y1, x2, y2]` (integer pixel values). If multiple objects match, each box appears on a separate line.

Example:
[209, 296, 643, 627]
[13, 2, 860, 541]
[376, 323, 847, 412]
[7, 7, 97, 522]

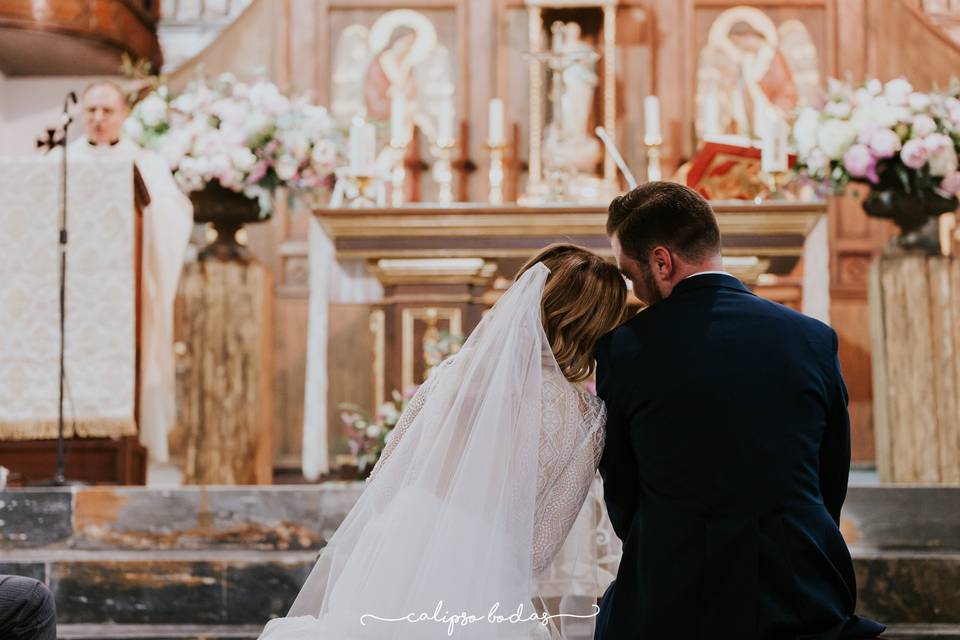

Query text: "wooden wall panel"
[205, 0, 960, 471]
[326, 304, 376, 464]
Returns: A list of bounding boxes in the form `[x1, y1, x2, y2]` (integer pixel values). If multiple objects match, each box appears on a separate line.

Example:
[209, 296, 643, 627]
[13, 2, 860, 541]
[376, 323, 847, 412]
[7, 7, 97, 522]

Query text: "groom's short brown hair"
[607, 181, 721, 262]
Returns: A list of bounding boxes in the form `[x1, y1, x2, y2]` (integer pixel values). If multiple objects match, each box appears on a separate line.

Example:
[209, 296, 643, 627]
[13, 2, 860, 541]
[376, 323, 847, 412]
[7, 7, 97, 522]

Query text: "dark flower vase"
[862, 187, 958, 254]
[189, 180, 266, 262]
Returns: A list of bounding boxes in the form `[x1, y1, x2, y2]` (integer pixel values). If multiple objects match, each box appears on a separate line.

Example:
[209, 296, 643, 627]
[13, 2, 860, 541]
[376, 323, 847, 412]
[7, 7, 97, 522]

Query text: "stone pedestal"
[177, 260, 273, 485]
[869, 254, 960, 483]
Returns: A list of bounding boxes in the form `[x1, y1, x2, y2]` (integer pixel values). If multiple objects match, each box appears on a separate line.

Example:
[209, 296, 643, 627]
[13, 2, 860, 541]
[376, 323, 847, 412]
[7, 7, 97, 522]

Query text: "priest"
[68, 81, 193, 465]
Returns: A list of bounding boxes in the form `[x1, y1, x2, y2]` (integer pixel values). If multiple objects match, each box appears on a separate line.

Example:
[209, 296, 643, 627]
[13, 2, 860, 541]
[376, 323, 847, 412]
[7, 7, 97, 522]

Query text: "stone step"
[0, 550, 315, 626]
[1, 548, 957, 627]
[55, 623, 960, 640]
[853, 551, 960, 625]
[0, 484, 366, 551]
[58, 624, 261, 639]
[884, 625, 960, 639]
[4, 484, 958, 552]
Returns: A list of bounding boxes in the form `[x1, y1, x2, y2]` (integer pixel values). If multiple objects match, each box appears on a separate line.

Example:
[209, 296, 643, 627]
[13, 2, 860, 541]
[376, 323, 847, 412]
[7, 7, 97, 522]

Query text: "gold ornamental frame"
[524, 0, 619, 190]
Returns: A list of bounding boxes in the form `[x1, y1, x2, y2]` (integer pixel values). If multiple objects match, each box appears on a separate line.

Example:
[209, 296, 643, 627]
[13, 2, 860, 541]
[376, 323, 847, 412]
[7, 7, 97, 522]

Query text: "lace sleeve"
[365, 358, 451, 484]
[531, 397, 606, 575]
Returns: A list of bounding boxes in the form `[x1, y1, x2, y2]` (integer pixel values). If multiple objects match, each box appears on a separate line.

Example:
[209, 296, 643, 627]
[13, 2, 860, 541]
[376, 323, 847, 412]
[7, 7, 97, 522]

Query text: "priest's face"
[82, 85, 129, 145]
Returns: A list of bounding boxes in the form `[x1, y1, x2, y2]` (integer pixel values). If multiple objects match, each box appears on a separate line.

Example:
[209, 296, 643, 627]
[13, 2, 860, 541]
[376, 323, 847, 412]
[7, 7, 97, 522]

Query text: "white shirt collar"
[683, 270, 730, 280]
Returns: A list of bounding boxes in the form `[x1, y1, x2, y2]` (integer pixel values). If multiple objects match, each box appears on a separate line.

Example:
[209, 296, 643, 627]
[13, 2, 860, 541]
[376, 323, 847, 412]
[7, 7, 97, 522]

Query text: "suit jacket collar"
[670, 272, 750, 297]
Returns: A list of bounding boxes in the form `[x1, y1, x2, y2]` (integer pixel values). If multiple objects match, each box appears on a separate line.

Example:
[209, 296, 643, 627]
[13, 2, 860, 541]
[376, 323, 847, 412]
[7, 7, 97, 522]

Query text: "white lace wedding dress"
[259, 263, 619, 640]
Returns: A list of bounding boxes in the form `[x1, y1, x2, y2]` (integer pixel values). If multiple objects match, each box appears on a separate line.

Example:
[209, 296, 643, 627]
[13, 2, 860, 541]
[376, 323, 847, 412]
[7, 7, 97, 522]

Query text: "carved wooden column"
[177, 260, 273, 485]
[369, 258, 497, 402]
[869, 253, 960, 484]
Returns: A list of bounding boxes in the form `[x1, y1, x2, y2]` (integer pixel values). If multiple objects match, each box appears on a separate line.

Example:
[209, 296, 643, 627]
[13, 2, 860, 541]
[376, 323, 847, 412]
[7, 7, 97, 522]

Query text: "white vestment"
[68, 136, 193, 462]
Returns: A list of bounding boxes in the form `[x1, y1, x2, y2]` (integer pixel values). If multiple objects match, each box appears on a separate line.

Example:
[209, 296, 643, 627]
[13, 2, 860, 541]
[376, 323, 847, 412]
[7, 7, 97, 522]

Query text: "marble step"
[52, 623, 960, 640]
[58, 624, 261, 639]
[884, 625, 960, 639]
[54, 623, 960, 639]
[1, 548, 957, 627]
[3, 484, 959, 552]
[0, 484, 366, 551]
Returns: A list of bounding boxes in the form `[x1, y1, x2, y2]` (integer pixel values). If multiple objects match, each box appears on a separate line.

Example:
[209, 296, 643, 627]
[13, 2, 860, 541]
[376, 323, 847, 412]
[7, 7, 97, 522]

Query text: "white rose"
[945, 97, 960, 125]
[867, 127, 902, 159]
[310, 140, 337, 167]
[122, 117, 145, 142]
[275, 156, 299, 181]
[792, 108, 820, 156]
[884, 78, 913, 105]
[817, 118, 858, 160]
[912, 114, 937, 138]
[365, 425, 382, 439]
[908, 92, 932, 112]
[230, 147, 257, 172]
[853, 88, 873, 106]
[244, 113, 270, 138]
[926, 134, 958, 177]
[866, 79, 883, 96]
[825, 100, 852, 119]
[804, 147, 830, 177]
[137, 94, 168, 128]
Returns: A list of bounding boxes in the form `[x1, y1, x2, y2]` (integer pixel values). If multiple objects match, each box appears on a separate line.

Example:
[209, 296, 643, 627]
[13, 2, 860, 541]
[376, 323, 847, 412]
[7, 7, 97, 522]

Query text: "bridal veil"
[260, 262, 606, 639]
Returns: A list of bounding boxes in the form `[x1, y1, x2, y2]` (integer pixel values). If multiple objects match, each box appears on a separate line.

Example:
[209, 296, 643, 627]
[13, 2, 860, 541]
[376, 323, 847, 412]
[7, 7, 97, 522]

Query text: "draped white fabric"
[261, 263, 607, 639]
[0, 156, 137, 438]
[801, 215, 830, 324]
[302, 216, 383, 480]
[68, 137, 193, 462]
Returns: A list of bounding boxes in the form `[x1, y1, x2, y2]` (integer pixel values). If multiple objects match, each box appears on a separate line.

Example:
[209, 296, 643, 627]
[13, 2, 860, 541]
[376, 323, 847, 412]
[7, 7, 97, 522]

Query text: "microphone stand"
[32, 92, 82, 487]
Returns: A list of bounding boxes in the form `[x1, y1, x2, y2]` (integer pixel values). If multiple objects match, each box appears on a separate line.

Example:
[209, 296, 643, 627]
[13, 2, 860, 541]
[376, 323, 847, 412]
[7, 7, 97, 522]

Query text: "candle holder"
[485, 142, 507, 205]
[330, 166, 387, 208]
[389, 140, 410, 207]
[645, 136, 663, 182]
[430, 139, 456, 204]
[755, 170, 789, 202]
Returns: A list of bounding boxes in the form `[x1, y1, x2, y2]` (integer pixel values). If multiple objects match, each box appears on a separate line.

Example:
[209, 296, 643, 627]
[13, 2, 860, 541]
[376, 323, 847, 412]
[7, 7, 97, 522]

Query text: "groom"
[592, 182, 885, 639]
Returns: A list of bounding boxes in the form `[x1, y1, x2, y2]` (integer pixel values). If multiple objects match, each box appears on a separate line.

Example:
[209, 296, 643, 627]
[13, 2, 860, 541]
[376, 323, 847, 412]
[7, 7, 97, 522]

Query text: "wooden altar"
[315, 200, 825, 404]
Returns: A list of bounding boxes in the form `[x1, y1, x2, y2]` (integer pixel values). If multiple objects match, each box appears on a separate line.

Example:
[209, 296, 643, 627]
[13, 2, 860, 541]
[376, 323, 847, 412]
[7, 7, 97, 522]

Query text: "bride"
[259, 244, 628, 639]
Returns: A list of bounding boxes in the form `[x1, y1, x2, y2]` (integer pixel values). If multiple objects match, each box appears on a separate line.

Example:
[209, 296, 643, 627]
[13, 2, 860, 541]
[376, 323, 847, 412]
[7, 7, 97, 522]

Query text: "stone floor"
[0, 480, 957, 639]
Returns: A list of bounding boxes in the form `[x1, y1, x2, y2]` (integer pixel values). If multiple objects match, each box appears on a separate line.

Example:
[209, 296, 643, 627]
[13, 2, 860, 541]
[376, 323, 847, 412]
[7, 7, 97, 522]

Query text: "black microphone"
[61, 91, 78, 127]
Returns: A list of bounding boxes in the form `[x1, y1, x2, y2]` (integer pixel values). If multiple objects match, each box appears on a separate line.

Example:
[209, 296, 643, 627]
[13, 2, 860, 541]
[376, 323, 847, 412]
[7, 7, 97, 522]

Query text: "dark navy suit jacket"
[592, 273, 884, 640]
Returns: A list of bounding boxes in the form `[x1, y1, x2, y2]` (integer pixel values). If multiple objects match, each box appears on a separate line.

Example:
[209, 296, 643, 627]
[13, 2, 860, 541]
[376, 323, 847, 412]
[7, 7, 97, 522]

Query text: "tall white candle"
[761, 107, 788, 174]
[437, 101, 455, 145]
[488, 98, 505, 146]
[390, 96, 407, 146]
[644, 95, 662, 144]
[349, 120, 376, 172]
[703, 92, 721, 136]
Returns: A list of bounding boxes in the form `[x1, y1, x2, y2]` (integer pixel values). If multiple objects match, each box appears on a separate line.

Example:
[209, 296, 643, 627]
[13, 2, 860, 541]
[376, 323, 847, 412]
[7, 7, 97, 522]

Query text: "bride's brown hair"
[516, 244, 628, 383]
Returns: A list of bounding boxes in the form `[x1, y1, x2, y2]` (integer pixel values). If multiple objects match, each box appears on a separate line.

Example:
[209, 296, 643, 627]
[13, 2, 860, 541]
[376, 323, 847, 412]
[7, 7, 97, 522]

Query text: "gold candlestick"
[389, 140, 409, 207]
[755, 170, 788, 202]
[486, 142, 507, 205]
[430, 139, 456, 204]
[645, 136, 663, 182]
[331, 167, 387, 208]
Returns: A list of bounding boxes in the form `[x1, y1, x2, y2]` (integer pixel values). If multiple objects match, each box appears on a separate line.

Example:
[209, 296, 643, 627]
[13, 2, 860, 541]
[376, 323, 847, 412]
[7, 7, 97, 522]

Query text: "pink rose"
[247, 160, 269, 183]
[843, 144, 875, 179]
[940, 171, 960, 193]
[900, 138, 929, 169]
[867, 128, 902, 159]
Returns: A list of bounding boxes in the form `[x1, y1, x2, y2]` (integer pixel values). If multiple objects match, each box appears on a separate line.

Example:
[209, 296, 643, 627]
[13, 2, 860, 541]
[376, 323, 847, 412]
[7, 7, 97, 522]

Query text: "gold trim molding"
[401, 307, 463, 391]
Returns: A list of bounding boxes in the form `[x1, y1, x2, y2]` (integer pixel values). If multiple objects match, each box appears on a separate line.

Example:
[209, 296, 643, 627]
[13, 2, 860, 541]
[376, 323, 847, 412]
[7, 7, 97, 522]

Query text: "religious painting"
[695, 6, 822, 140]
[329, 9, 456, 139]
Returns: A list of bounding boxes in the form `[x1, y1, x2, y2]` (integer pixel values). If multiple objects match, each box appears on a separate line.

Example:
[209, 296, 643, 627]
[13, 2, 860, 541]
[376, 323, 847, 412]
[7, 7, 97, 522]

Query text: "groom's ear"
[650, 246, 673, 280]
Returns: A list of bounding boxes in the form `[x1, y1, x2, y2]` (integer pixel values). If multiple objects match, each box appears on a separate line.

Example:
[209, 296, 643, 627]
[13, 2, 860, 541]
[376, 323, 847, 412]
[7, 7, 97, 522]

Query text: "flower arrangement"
[792, 77, 960, 249]
[336, 389, 415, 474]
[334, 333, 464, 475]
[124, 73, 341, 215]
